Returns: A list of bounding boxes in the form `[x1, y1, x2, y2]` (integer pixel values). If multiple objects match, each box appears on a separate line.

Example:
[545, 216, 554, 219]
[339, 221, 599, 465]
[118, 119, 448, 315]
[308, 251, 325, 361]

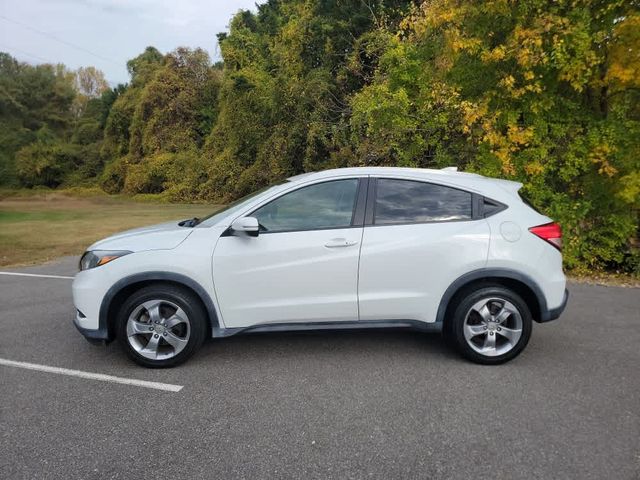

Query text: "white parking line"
[0, 358, 183, 393]
[0, 272, 74, 280]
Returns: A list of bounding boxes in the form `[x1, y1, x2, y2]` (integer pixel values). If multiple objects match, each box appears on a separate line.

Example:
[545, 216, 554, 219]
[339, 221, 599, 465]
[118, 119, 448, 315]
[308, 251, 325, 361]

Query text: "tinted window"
[374, 179, 472, 225]
[253, 179, 359, 232]
[483, 198, 505, 217]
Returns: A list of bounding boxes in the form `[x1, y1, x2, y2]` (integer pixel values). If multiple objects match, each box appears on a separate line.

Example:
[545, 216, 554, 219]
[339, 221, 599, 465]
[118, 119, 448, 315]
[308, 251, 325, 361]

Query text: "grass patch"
[0, 193, 222, 267]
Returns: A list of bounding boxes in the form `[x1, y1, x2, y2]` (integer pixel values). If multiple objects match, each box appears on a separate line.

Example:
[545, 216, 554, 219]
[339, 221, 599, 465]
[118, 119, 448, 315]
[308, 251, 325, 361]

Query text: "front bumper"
[73, 310, 109, 345]
[72, 268, 113, 344]
[538, 288, 569, 323]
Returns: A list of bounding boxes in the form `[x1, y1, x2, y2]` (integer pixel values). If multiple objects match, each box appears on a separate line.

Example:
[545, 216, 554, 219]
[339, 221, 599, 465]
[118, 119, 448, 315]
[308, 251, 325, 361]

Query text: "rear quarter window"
[482, 198, 507, 217]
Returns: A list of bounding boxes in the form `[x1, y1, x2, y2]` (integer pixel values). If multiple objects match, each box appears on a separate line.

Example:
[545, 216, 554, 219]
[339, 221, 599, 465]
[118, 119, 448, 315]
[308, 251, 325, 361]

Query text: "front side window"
[253, 179, 359, 233]
[374, 179, 472, 225]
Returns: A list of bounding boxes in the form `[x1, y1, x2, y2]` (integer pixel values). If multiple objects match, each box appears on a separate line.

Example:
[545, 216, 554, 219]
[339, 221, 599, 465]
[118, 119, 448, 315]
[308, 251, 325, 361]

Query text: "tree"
[75, 66, 109, 98]
[348, 0, 640, 272]
[202, 0, 413, 199]
[0, 54, 76, 185]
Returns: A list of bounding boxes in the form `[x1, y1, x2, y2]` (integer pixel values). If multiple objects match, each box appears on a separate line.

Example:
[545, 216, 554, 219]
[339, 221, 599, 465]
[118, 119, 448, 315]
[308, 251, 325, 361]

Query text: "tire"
[116, 284, 207, 368]
[447, 284, 532, 365]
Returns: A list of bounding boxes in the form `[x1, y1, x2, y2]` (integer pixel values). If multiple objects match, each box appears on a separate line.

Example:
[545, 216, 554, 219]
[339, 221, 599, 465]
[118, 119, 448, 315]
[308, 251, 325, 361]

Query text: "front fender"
[99, 271, 220, 340]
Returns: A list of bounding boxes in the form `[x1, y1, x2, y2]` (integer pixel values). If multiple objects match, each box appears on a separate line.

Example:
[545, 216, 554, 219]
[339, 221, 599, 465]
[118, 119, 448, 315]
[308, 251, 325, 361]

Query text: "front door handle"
[325, 238, 359, 248]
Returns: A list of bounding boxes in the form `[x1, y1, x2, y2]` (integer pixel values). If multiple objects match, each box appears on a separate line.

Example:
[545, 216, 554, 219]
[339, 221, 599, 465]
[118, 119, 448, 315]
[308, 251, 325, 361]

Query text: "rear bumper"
[538, 288, 569, 323]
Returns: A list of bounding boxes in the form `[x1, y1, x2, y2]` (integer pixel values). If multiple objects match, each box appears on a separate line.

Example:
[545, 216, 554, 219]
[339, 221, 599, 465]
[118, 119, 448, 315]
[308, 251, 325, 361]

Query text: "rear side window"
[374, 179, 473, 225]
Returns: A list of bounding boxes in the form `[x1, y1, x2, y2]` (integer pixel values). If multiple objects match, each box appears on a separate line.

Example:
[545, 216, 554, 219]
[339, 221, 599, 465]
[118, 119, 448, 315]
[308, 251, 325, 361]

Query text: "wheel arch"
[99, 272, 220, 341]
[437, 269, 547, 326]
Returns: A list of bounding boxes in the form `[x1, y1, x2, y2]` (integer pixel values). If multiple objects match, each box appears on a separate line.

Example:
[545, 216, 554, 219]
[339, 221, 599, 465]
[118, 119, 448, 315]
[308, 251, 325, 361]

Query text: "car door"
[358, 177, 490, 324]
[213, 177, 366, 328]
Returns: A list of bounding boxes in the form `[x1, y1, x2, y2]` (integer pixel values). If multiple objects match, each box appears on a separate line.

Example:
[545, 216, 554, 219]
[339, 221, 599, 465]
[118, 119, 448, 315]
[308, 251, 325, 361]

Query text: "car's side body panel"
[358, 220, 490, 323]
[356, 173, 491, 323]
[212, 227, 363, 327]
[482, 203, 566, 310]
[210, 176, 367, 328]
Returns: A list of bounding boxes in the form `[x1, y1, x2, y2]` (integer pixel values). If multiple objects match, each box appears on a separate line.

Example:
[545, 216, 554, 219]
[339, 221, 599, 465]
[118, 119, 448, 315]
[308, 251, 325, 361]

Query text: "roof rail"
[441, 166, 458, 172]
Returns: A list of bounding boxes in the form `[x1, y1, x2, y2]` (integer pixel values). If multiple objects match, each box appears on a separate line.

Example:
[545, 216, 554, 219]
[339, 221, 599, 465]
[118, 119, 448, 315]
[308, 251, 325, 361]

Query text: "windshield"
[197, 182, 288, 227]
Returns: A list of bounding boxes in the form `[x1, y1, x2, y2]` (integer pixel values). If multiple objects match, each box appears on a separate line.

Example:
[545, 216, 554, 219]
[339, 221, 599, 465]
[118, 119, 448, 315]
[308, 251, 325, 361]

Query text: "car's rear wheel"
[448, 285, 532, 364]
[116, 284, 207, 368]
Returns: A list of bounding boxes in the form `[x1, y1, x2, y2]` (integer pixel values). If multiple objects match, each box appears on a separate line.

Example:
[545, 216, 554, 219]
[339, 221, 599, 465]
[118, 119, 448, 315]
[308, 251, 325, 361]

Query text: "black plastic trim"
[364, 177, 376, 225]
[472, 193, 483, 219]
[351, 177, 369, 227]
[539, 288, 569, 322]
[481, 196, 508, 218]
[435, 268, 562, 324]
[73, 316, 109, 345]
[245, 224, 363, 236]
[211, 319, 443, 338]
[96, 271, 220, 341]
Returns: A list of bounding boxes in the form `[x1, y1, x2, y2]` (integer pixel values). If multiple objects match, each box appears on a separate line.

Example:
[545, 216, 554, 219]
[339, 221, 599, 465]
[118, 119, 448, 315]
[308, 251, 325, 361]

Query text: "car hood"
[88, 221, 193, 252]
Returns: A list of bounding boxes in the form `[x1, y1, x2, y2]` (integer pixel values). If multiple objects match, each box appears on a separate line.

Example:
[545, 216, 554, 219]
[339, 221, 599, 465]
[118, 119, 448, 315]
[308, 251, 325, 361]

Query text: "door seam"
[355, 176, 370, 321]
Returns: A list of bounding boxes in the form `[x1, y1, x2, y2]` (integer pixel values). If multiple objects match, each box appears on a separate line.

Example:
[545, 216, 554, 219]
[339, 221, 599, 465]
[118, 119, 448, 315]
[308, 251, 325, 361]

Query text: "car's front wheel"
[447, 285, 532, 365]
[116, 284, 207, 368]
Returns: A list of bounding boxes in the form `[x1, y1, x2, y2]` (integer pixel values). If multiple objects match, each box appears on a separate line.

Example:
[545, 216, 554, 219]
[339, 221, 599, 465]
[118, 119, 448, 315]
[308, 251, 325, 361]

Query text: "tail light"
[529, 222, 562, 251]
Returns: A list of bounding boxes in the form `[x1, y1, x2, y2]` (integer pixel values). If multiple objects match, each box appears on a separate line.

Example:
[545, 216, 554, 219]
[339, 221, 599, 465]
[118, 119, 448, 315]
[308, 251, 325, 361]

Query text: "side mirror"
[230, 217, 259, 237]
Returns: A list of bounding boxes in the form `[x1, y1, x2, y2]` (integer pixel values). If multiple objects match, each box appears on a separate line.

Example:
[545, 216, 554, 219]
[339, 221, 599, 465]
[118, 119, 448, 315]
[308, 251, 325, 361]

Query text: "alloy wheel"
[463, 297, 523, 357]
[126, 299, 191, 360]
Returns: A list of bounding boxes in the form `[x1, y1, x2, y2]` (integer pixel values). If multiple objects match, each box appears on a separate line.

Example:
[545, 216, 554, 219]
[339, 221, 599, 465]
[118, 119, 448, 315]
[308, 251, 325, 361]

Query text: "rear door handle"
[325, 238, 358, 248]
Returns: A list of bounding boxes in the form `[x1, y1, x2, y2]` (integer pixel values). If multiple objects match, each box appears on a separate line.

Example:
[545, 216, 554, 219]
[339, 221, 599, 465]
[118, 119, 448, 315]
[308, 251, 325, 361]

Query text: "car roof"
[289, 166, 484, 182]
[287, 167, 522, 201]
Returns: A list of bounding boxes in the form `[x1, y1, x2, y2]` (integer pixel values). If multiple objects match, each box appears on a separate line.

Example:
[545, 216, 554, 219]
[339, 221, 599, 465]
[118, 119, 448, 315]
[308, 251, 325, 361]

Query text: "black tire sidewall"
[116, 285, 207, 368]
[451, 285, 532, 365]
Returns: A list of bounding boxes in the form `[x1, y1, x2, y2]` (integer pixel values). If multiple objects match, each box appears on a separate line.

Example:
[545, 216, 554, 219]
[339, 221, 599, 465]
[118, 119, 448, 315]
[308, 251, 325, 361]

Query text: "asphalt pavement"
[0, 257, 638, 479]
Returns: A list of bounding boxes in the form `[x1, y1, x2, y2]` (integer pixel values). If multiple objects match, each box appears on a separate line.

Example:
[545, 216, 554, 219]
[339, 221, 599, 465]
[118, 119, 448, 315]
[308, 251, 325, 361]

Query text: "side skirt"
[212, 319, 443, 338]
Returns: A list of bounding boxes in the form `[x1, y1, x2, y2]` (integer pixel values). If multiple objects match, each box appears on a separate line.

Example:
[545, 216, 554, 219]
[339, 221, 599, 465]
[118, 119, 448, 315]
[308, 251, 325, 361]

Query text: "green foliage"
[0, 53, 76, 185]
[99, 156, 127, 194]
[126, 47, 164, 86]
[0, 0, 638, 274]
[124, 150, 211, 201]
[128, 48, 219, 157]
[15, 141, 78, 187]
[348, 0, 640, 273]
[99, 47, 222, 196]
[201, 0, 412, 200]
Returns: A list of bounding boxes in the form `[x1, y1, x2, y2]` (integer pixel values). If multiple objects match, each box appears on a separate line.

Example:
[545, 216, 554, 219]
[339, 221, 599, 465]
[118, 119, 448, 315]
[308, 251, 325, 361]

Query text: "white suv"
[73, 167, 568, 367]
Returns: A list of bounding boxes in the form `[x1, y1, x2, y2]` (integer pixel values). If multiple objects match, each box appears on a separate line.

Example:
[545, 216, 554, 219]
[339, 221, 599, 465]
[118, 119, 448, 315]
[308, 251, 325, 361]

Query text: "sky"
[0, 0, 262, 85]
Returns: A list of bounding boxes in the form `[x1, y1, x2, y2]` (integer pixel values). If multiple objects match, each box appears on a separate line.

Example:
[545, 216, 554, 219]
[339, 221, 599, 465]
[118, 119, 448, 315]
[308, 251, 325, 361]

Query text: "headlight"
[79, 250, 132, 271]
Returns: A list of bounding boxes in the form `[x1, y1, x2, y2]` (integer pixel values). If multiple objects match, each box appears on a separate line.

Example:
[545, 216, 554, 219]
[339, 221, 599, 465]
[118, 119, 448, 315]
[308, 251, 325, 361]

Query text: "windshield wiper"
[178, 217, 200, 228]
